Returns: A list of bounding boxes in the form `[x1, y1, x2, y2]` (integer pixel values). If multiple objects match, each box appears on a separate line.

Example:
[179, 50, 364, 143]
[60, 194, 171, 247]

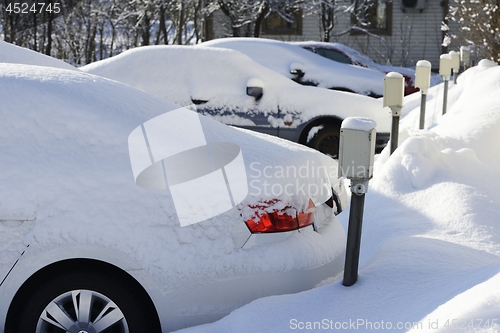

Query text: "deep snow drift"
[175, 62, 500, 332]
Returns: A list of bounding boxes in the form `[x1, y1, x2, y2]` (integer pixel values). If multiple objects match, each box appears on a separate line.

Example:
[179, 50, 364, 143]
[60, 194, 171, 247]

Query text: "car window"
[316, 48, 353, 65]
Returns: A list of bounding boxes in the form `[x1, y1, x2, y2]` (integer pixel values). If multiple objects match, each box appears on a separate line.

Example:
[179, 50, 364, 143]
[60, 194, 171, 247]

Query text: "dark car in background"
[294, 41, 441, 96]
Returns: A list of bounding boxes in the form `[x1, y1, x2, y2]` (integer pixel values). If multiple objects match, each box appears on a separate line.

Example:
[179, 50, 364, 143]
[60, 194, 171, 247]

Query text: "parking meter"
[338, 117, 376, 286]
[383, 72, 404, 154]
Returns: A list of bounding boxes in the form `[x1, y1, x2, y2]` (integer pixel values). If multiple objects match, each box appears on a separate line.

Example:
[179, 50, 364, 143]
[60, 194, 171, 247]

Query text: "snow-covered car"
[200, 38, 386, 97]
[294, 41, 441, 96]
[82, 45, 391, 157]
[0, 62, 349, 332]
[0, 40, 78, 71]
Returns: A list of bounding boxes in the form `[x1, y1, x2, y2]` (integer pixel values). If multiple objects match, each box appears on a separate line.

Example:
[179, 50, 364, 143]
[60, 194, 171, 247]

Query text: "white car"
[81, 45, 391, 158]
[0, 40, 78, 71]
[0, 62, 348, 332]
[200, 38, 387, 97]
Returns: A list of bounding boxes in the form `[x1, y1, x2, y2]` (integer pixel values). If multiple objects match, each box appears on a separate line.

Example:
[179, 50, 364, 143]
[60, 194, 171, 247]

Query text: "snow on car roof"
[81, 45, 391, 133]
[200, 38, 386, 96]
[293, 40, 379, 66]
[294, 41, 441, 86]
[82, 45, 295, 110]
[0, 40, 77, 71]
[0, 63, 345, 289]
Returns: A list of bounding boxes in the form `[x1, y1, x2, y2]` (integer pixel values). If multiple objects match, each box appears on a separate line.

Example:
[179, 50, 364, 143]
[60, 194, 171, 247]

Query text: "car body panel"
[0, 212, 346, 332]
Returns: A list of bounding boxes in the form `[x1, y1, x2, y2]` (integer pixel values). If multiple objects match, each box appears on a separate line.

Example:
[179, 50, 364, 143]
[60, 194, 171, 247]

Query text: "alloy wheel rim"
[36, 289, 129, 333]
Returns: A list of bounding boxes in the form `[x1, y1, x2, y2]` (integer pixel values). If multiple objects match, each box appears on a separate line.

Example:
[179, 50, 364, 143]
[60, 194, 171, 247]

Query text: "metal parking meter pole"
[338, 117, 376, 287]
[383, 72, 404, 155]
[415, 60, 431, 130]
[440, 54, 452, 115]
[419, 94, 427, 129]
[390, 107, 401, 154]
[343, 180, 367, 286]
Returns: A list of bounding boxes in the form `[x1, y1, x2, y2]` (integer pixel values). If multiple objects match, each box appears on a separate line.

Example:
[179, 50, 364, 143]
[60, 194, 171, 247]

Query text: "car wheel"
[308, 124, 340, 158]
[15, 268, 159, 333]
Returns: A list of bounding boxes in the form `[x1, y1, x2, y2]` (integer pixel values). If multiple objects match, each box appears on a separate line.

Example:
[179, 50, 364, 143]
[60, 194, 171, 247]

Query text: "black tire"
[308, 124, 341, 158]
[15, 268, 161, 333]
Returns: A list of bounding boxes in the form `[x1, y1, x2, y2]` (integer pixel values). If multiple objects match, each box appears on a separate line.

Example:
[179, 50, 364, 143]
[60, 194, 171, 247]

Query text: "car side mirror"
[246, 78, 264, 100]
[290, 69, 304, 78]
[290, 62, 305, 78]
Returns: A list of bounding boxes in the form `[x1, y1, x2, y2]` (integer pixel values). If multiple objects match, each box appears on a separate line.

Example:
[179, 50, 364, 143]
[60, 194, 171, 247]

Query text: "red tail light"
[245, 200, 315, 233]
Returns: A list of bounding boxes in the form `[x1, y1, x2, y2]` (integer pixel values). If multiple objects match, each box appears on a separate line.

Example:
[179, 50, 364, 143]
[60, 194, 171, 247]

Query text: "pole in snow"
[415, 60, 431, 130]
[439, 54, 452, 115]
[338, 117, 376, 287]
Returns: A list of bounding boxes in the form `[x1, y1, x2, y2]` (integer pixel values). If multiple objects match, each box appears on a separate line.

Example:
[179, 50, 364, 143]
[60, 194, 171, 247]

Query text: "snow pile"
[0, 40, 77, 71]
[175, 64, 500, 332]
[201, 38, 386, 96]
[81, 45, 391, 133]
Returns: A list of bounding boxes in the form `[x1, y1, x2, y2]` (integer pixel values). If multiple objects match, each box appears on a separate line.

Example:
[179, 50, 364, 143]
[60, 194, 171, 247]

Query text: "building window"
[262, 10, 302, 35]
[351, 0, 392, 35]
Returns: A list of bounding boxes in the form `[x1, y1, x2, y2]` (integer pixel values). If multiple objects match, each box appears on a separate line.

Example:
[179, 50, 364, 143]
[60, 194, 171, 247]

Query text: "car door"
[197, 106, 279, 137]
[0, 144, 37, 285]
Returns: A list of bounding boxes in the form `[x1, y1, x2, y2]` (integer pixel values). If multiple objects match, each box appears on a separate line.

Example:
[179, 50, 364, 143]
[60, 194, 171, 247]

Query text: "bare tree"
[446, 0, 500, 62]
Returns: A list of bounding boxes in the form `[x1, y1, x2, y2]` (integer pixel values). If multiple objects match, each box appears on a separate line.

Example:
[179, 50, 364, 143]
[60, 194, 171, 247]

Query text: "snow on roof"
[201, 38, 386, 96]
[174, 62, 500, 333]
[0, 40, 77, 71]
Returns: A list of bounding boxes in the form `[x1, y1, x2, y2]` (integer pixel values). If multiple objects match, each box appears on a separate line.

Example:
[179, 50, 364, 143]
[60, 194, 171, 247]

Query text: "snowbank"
[174, 64, 500, 332]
